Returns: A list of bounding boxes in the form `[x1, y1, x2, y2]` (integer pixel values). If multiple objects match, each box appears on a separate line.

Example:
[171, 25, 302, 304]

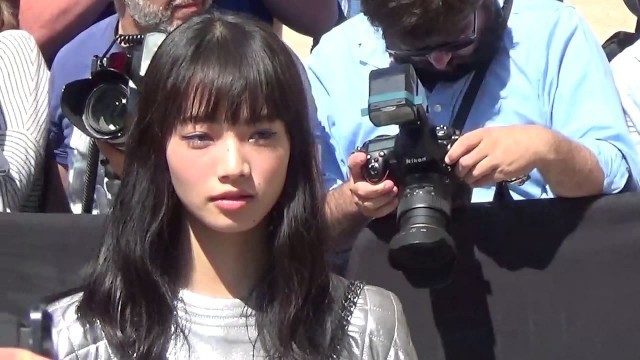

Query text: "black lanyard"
[450, 0, 513, 132]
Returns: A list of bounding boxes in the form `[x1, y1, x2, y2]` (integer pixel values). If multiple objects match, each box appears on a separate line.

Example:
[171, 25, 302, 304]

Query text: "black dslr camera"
[60, 33, 166, 149]
[359, 64, 471, 287]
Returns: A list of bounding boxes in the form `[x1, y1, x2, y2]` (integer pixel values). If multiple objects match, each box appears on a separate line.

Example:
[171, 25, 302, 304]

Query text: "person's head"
[77, 11, 333, 360]
[362, 0, 504, 85]
[0, 0, 18, 31]
[120, 0, 213, 32]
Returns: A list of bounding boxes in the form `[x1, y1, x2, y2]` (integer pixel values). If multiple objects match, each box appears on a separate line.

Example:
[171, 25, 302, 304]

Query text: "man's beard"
[123, 0, 212, 32]
[413, 3, 503, 89]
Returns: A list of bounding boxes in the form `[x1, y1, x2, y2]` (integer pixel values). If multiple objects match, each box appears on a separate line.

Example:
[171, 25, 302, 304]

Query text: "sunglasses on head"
[386, 10, 478, 61]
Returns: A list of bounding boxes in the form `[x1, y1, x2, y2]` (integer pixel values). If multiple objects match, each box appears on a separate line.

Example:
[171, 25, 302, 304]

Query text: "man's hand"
[347, 152, 399, 219]
[95, 141, 124, 178]
[445, 125, 553, 188]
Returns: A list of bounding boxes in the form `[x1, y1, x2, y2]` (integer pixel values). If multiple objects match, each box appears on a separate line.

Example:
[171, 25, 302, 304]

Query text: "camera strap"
[450, 0, 513, 132]
[449, 0, 514, 202]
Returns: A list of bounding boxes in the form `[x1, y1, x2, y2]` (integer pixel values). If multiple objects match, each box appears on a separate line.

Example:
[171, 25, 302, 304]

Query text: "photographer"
[48, 0, 214, 214]
[307, 0, 640, 249]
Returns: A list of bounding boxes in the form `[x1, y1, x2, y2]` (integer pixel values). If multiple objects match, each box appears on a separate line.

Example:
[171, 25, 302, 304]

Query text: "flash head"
[366, 63, 427, 127]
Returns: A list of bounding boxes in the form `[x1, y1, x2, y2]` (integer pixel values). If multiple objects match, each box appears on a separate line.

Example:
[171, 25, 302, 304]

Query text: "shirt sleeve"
[48, 46, 72, 167]
[0, 30, 50, 211]
[306, 64, 350, 190]
[542, 6, 640, 194]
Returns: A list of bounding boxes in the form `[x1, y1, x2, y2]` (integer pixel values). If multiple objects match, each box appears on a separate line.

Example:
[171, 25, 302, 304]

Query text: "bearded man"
[48, 0, 213, 214]
[306, 0, 640, 250]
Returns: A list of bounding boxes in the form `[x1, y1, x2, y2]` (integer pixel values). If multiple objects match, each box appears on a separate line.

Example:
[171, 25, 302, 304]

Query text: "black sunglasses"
[386, 10, 478, 61]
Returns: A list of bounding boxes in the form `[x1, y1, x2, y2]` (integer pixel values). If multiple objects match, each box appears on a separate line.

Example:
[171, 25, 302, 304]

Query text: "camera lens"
[84, 83, 129, 138]
[388, 177, 457, 287]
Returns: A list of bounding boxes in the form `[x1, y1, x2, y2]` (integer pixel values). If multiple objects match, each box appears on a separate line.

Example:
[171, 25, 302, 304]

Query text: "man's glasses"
[386, 10, 478, 61]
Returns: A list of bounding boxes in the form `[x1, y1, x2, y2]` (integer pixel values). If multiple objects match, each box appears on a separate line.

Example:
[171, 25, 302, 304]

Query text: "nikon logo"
[405, 157, 427, 165]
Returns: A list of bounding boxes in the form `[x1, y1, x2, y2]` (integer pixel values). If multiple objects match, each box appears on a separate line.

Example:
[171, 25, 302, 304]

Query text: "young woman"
[47, 12, 417, 360]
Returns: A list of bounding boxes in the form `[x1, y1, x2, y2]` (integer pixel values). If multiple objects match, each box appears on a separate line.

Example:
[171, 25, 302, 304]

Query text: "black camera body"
[360, 64, 471, 287]
[361, 126, 459, 186]
[14, 304, 55, 358]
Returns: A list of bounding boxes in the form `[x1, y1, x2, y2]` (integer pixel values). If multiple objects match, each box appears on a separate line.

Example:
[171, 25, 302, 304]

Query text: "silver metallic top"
[48, 281, 418, 359]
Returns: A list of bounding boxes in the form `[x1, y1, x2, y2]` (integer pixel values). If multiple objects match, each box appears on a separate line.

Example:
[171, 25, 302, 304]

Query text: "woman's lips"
[209, 193, 254, 211]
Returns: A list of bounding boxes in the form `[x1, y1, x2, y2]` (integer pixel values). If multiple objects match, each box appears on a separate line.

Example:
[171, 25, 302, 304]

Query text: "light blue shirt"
[306, 0, 640, 202]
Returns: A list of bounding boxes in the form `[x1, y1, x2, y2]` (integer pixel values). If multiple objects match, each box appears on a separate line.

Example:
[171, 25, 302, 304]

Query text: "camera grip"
[363, 152, 389, 184]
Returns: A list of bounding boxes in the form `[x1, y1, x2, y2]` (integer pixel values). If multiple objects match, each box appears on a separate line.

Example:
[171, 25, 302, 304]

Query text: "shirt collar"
[354, 16, 393, 69]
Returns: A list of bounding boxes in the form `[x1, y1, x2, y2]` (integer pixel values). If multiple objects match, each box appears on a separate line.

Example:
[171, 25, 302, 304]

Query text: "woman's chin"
[200, 217, 262, 234]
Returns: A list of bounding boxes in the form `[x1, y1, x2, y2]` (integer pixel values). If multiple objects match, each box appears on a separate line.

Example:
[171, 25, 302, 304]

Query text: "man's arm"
[263, 0, 338, 39]
[536, 128, 605, 197]
[543, 6, 640, 193]
[446, 124, 608, 198]
[19, 0, 111, 62]
[304, 58, 370, 249]
[324, 182, 370, 251]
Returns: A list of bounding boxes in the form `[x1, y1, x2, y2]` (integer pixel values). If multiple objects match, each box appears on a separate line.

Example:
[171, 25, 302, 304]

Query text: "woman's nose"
[217, 138, 250, 181]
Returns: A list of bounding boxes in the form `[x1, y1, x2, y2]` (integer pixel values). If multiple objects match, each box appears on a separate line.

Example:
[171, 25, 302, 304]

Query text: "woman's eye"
[182, 133, 213, 148]
[249, 129, 277, 143]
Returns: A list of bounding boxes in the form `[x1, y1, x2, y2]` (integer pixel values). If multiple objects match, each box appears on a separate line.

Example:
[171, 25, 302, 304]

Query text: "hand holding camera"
[346, 151, 399, 220]
[95, 141, 125, 178]
[354, 63, 472, 287]
[445, 124, 551, 188]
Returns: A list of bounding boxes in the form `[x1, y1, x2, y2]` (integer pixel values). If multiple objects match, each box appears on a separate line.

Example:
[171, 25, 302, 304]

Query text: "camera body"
[360, 64, 471, 287]
[15, 304, 55, 358]
[61, 33, 166, 149]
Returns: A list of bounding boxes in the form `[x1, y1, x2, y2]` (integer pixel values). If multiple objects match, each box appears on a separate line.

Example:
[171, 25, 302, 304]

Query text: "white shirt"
[0, 30, 49, 212]
[611, 38, 640, 155]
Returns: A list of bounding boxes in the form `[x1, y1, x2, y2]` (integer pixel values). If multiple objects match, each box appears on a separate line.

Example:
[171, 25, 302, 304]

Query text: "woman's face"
[166, 119, 290, 234]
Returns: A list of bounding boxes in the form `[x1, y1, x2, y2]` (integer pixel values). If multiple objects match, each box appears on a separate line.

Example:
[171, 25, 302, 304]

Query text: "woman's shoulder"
[46, 293, 112, 360]
[337, 277, 418, 360]
[47, 292, 84, 332]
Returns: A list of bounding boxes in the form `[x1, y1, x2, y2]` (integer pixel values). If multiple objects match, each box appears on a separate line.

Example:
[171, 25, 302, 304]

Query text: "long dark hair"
[77, 12, 333, 359]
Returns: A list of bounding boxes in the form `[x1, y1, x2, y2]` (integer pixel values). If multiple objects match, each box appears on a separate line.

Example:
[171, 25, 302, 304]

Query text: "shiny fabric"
[47, 279, 418, 359]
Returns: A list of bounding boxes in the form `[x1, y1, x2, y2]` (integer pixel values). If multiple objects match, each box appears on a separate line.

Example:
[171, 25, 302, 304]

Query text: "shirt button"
[433, 104, 442, 112]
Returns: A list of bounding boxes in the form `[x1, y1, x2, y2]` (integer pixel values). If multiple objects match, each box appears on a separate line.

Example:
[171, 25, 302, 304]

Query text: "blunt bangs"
[140, 12, 305, 140]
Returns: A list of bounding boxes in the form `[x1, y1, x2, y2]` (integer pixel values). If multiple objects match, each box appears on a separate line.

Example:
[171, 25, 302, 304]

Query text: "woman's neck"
[184, 216, 269, 300]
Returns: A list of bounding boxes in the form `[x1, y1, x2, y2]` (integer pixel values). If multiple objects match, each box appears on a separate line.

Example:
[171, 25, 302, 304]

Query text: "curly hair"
[361, 0, 482, 46]
[0, 0, 18, 31]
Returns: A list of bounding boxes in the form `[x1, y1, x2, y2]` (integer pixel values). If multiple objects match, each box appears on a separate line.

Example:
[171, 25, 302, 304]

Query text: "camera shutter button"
[368, 161, 380, 175]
